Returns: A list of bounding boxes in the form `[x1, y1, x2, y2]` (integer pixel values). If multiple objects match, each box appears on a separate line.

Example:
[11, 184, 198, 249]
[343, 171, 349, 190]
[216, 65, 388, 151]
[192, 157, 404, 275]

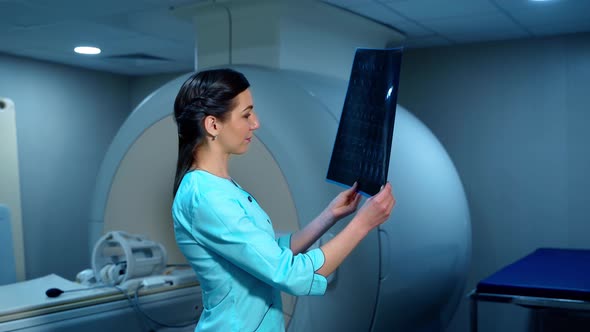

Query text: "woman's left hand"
[325, 182, 362, 222]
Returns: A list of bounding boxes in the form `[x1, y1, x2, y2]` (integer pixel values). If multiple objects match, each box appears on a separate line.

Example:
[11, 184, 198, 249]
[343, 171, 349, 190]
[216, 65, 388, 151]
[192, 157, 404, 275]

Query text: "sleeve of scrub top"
[276, 233, 292, 250]
[191, 192, 327, 296]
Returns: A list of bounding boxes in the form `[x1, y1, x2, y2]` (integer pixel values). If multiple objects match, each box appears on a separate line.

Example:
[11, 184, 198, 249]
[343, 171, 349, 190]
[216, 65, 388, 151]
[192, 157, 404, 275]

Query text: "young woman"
[172, 68, 395, 332]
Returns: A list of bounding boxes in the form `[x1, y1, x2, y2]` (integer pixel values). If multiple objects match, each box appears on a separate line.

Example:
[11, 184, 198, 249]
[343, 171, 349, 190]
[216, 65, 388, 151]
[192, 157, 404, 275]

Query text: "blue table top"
[477, 248, 590, 301]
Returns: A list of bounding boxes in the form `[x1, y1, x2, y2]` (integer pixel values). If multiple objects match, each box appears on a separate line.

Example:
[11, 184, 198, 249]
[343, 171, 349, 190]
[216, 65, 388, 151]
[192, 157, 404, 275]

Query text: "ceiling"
[1, 0, 588, 76]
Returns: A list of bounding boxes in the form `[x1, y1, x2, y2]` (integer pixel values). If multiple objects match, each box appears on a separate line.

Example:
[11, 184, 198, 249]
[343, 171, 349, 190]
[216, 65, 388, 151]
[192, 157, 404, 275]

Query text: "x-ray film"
[326, 48, 402, 196]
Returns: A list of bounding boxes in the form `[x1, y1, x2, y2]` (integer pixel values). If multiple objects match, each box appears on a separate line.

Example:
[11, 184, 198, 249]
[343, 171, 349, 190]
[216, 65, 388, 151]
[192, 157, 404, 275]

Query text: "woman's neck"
[192, 145, 231, 179]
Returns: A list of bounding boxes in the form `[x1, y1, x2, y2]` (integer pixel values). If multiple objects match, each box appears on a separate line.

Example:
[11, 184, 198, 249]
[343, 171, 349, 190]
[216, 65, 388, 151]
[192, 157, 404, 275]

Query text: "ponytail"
[173, 137, 197, 196]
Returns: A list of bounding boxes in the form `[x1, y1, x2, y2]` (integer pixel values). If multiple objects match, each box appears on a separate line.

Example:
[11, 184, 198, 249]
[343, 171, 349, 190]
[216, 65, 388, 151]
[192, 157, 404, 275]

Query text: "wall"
[182, 0, 403, 79]
[0, 53, 130, 280]
[129, 72, 187, 111]
[4, 14, 590, 332]
[0, 53, 186, 281]
[396, 32, 590, 332]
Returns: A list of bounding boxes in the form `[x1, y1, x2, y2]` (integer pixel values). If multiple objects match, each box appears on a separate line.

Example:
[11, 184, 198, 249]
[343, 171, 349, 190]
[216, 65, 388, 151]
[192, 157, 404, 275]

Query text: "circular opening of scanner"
[91, 65, 470, 332]
[102, 120, 301, 323]
[93, 67, 349, 328]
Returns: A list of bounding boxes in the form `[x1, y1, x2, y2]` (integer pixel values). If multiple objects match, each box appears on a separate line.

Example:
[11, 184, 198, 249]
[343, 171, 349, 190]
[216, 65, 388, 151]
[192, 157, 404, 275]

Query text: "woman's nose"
[250, 113, 260, 130]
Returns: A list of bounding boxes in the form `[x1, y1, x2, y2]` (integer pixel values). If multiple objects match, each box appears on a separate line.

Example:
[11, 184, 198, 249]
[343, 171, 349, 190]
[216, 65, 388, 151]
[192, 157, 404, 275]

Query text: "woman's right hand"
[354, 182, 396, 232]
[316, 182, 396, 277]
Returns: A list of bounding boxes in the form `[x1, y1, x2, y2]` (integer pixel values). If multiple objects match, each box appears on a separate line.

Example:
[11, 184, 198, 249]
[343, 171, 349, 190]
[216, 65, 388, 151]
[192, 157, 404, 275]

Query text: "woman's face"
[217, 88, 259, 155]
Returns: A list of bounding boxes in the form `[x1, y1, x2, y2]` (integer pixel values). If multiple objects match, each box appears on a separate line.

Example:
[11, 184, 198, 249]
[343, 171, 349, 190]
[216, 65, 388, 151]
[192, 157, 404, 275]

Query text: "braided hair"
[173, 69, 250, 195]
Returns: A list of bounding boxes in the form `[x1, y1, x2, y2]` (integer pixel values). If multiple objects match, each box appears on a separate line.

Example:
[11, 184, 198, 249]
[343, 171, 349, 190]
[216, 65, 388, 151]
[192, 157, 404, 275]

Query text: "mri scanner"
[0, 66, 471, 332]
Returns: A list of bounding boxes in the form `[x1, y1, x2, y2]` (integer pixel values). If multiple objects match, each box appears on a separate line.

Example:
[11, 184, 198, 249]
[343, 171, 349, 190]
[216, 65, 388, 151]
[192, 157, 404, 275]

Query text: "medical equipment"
[92, 231, 167, 286]
[0, 66, 470, 332]
[0, 97, 25, 283]
[89, 66, 471, 331]
[0, 234, 201, 332]
[470, 248, 590, 332]
[0, 205, 16, 285]
[0, 64, 471, 332]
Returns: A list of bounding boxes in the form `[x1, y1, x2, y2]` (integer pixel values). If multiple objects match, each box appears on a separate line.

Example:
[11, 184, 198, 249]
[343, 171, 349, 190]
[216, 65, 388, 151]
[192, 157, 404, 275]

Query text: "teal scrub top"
[172, 170, 328, 332]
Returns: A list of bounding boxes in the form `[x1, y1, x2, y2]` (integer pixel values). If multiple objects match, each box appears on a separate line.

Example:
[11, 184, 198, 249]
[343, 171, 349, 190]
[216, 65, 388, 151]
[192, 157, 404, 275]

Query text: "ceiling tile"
[378, 0, 499, 20]
[422, 13, 530, 43]
[396, 35, 454, 48]
[3, 21, 143, 52]
[493, 0, 590, 35]
[321, 0, 370, 9]
[98, 36, 194, 60]
[103, 8, 195, 43]
[3, 0, 590, 75]
[128, 10, 195, 42]
[346, 3, 433, 37]
[0, 1, 47, 27]
[8, 44, 192, 76]
[21, 0, 160, 21]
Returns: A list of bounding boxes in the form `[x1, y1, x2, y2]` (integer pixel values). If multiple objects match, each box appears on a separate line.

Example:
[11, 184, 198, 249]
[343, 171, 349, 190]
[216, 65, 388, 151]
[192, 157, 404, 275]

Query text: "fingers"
[374, 182, 394, 215]
[342, 182, 359, 202]
[385, 185, 396, 216]
[346, 191, 361, 210]
[353, 191, 362, 206]
[385, 193, 396, 214]
[374, 182, 392, 200]
[348, 181, 359, 193]
[352, 182, 396, 229]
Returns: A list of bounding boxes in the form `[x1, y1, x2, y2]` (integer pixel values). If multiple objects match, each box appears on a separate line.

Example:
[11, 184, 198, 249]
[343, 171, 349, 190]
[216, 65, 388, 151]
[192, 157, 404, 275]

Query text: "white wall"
[278, 1, 402, 80]
[129, 72, 187, 111]
[0, 53, 131, 280]
[184, 0, 403, 79]
[396, 32, 590, 332]
[0, 48, 191, 282]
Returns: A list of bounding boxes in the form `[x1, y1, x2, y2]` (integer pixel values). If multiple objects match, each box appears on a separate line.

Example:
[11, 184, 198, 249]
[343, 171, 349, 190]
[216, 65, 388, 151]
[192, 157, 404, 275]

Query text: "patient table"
[469, 248, 590, 332]
[0, 270, 201, 332]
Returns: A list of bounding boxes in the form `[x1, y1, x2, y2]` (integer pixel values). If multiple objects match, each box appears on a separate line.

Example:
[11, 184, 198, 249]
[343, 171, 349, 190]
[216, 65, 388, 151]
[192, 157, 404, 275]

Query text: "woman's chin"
[233, 147, 249, 155]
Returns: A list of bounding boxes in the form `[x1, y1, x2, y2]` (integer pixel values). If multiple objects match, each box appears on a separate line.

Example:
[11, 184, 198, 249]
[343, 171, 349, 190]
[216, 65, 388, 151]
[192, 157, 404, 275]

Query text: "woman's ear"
[203, 115, 220, 138]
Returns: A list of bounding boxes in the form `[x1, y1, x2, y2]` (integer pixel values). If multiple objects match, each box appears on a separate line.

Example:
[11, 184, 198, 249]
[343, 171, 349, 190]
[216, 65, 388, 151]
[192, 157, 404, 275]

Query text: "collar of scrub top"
[192, 168, 257, 203]
[229, 178, 257, 203]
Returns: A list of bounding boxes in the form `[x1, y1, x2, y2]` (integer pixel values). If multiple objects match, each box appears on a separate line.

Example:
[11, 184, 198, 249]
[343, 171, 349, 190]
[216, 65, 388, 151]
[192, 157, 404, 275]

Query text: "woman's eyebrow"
[241, 105, 253, 112]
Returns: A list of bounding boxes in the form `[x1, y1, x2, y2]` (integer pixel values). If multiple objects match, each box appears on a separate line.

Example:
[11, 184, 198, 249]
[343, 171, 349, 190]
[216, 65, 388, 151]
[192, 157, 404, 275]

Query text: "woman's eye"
[244, 113, 251, 119]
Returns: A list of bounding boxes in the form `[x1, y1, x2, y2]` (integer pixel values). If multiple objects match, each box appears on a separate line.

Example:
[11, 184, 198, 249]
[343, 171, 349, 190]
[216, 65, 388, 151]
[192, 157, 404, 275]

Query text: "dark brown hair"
[173, 69, 250, 195]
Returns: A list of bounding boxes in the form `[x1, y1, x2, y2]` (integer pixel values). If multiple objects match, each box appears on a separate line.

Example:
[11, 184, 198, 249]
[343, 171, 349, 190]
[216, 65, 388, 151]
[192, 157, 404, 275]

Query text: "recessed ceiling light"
[74, 46, 101, 55]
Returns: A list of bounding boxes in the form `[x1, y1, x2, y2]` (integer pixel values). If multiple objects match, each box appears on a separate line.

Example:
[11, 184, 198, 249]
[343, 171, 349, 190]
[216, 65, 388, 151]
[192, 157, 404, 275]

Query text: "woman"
[172, 68, 395, 332]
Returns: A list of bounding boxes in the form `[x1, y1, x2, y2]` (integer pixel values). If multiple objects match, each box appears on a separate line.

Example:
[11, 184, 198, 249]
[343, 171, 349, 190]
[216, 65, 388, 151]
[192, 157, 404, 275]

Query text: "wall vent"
[104, 53, 171, 62]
